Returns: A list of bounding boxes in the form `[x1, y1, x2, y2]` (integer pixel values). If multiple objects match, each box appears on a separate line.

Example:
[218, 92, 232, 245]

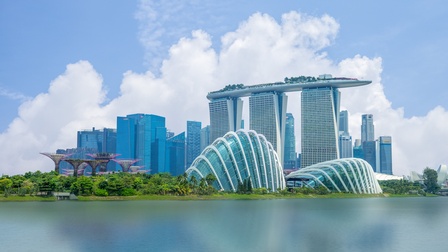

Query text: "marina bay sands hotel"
[207, 74, 371, 168]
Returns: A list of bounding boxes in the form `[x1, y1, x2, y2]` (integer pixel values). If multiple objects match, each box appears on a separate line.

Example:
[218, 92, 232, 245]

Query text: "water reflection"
[0, 198, 446, 252]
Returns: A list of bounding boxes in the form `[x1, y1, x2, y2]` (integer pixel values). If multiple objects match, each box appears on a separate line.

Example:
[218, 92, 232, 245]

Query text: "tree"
[423, 167, 440, 194]
[0, 177, 13, 197]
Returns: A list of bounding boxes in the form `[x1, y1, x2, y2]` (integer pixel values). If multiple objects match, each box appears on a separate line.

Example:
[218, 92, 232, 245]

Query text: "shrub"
[121, 188, 137, 196]
[94, 188, 108, 197]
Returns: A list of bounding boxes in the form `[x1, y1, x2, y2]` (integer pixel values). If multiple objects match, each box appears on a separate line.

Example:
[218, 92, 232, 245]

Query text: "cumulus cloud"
[0, 10, 447, 176]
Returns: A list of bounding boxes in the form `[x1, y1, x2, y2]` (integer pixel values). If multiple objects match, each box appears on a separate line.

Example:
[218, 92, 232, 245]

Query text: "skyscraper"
[249, 92, 287, 164]
[353, 139, 363, 159]
[378, 136, 393, 175]
[283, 113, 296, 169]
[362, 140, 376, 171]
[166, 132, 186, 176]
[200, 125, 210, 152]
[301, 87, 340, 168]
[339, 134, 353, 158]
[209, 97, 243, 142]
[361, 114, 374, 143]
[339, 110, 349, 135]
[186, 121, 202, 168]
[116, 114, 166, 174]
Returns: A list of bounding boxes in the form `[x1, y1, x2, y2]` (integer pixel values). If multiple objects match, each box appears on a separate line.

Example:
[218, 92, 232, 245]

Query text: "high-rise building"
[77, 127, 116, 153]
[339, 110, 349, 135]
[353, 139, 363, 159]
[116, 114, 166, 174]
[301, 87, 340, 168]
[186, 121, 202, 168]
[361, 114, 374, 143]
[200, 125, 210, 152]
[362, 140, 376, 171]
[209, 97, 243, 142]
[283, 113, 296, 169]
[166, 132, 186, 176]
[339, 134, 353, 158]
[378, 136, 393, 175]
[249, 92, 287, 164]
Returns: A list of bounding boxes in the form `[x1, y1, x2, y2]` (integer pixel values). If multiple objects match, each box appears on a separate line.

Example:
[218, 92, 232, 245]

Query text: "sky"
[0, 0, 447, 176]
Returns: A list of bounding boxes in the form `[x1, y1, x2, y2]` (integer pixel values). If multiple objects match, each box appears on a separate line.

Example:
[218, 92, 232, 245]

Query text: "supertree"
[64, 159, 87, 177]
[40, 152, 71, 174]
[112, 159, 139, 173]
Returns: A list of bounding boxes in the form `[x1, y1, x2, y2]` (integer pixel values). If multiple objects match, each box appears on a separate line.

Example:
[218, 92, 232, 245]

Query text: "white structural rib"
[210, 146, 236, 192]
[253, 132, 269, 188]
[193, 155, 225, 190]
[216, 137, 243, 184]
[226, 131, 252, 182]
[286, 158, 382, 194]
[243, 131, 262, 188]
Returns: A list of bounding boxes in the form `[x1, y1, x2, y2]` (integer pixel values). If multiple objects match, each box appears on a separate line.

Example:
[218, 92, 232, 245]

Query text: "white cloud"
[0, 10, 446, 176]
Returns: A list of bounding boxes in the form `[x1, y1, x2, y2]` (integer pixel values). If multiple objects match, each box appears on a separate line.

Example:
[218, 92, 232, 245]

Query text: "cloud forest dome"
[186, 130, 286, 192]
[286, 158, 382, 194]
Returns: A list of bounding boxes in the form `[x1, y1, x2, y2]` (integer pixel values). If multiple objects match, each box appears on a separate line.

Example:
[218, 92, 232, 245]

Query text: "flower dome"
[286, 158, 382, 194]
[186, 130, 285, 192]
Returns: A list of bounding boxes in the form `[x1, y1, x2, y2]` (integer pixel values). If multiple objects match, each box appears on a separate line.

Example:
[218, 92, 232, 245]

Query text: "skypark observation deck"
[207, 75, 372, 100]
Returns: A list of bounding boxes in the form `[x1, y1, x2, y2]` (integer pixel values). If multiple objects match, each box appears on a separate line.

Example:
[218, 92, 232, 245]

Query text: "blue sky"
[0, 0, 447, 175]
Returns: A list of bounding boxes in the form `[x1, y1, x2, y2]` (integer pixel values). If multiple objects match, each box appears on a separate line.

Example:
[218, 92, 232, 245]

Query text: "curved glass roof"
[186, 130, 286, 192]
[285, 158, 383, 194]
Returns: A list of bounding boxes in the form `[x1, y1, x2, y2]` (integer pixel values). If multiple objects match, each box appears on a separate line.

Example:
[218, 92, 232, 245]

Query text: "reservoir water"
[0, 197, 446, 252]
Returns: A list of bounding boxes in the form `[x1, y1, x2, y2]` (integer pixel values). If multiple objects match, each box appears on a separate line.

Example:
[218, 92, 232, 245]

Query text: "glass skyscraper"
[301, 87, 340, 168]
[77, 127, 116, 153]
[339, 110, 349, 135]
[283, 113, 296, 169]
[338, 110, 352, 158]
[209, 97, 243, 142]
[200, 125, 210, 152]
[362, 140, 376, 172]
[249, 92, 287, 165]
[166, 132, 186, 176]
[116, 114, 166, 174]
[186, 121, 202, 168]
[379, 136, 393, 175]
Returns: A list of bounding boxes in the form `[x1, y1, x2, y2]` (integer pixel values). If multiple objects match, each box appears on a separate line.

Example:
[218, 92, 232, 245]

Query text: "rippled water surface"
[0, 197, 446, 252]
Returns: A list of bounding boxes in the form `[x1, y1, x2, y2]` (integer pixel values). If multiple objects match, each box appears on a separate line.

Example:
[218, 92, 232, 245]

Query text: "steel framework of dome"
[286, 158, 382, 194]
[186, 130, 286, 192]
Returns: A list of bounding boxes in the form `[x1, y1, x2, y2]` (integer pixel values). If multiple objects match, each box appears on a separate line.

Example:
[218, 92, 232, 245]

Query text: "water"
[0, 197, 446, 252]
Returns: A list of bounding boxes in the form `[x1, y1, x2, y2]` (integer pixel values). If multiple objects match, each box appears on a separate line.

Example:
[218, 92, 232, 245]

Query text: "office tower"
[378, 136, 393, 174]
[339, 134, 353, 158]
[353, 139, 363, 159]
[166, 132, 186, 176]
[200, 125, 210, 152]
[249, 92, 287, 165]
[362, 141, 376, 171]
[339, 110, 349, 135]
[77, 127, 116, 153]
[186, 121, 202, 168]
[116, 114, 166, 174]
[338, 110, 352, 158]
[283, 113, 296, 169]
[301, 87, 340, 168]
[361, 114, 374, 143]
[209, 97, 243, 142]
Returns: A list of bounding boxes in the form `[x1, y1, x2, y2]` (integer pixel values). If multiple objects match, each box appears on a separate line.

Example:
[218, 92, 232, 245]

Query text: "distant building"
[378, 136, 393, 175]
[77, 127, 116, 154]
[200, 125, 210, 152]
[362, 141, 377, 172]
[186, 121, 202, 168]
[339, 110, 349, 135]
[166, 132, 186, 176]
[353, 139, 364, 159]
[361, 114, 374, 143]
[283, 113, 296, 169]
[339, 134, 353, 158]
[116, 114, 166, 174]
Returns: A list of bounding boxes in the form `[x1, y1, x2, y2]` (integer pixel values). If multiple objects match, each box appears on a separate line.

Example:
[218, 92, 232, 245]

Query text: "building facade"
[116, 114, 166, 174]
[166, 132, 186, 176]
[361, 114, 374, 143]
[378, 136, 392, 175]
[283, 113, 296, 169]
[301, 87, 340, 168]
[209, 97, 243, 142]
[249, 92, 287, 165]
[200, 125, 210, 152]
[186, 121, 202, 168]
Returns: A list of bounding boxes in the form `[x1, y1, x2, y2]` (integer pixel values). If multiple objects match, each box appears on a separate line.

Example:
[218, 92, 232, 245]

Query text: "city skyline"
[1, 1, 447, 176]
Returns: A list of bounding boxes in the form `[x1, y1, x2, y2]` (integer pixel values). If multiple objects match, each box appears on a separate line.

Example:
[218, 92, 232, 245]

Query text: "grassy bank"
[0, 193, 395, 202]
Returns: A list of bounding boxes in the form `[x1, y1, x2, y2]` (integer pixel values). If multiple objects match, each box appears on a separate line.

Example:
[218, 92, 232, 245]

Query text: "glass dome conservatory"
[186, 130, 286, 192]
[286, 158, 382, 194]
